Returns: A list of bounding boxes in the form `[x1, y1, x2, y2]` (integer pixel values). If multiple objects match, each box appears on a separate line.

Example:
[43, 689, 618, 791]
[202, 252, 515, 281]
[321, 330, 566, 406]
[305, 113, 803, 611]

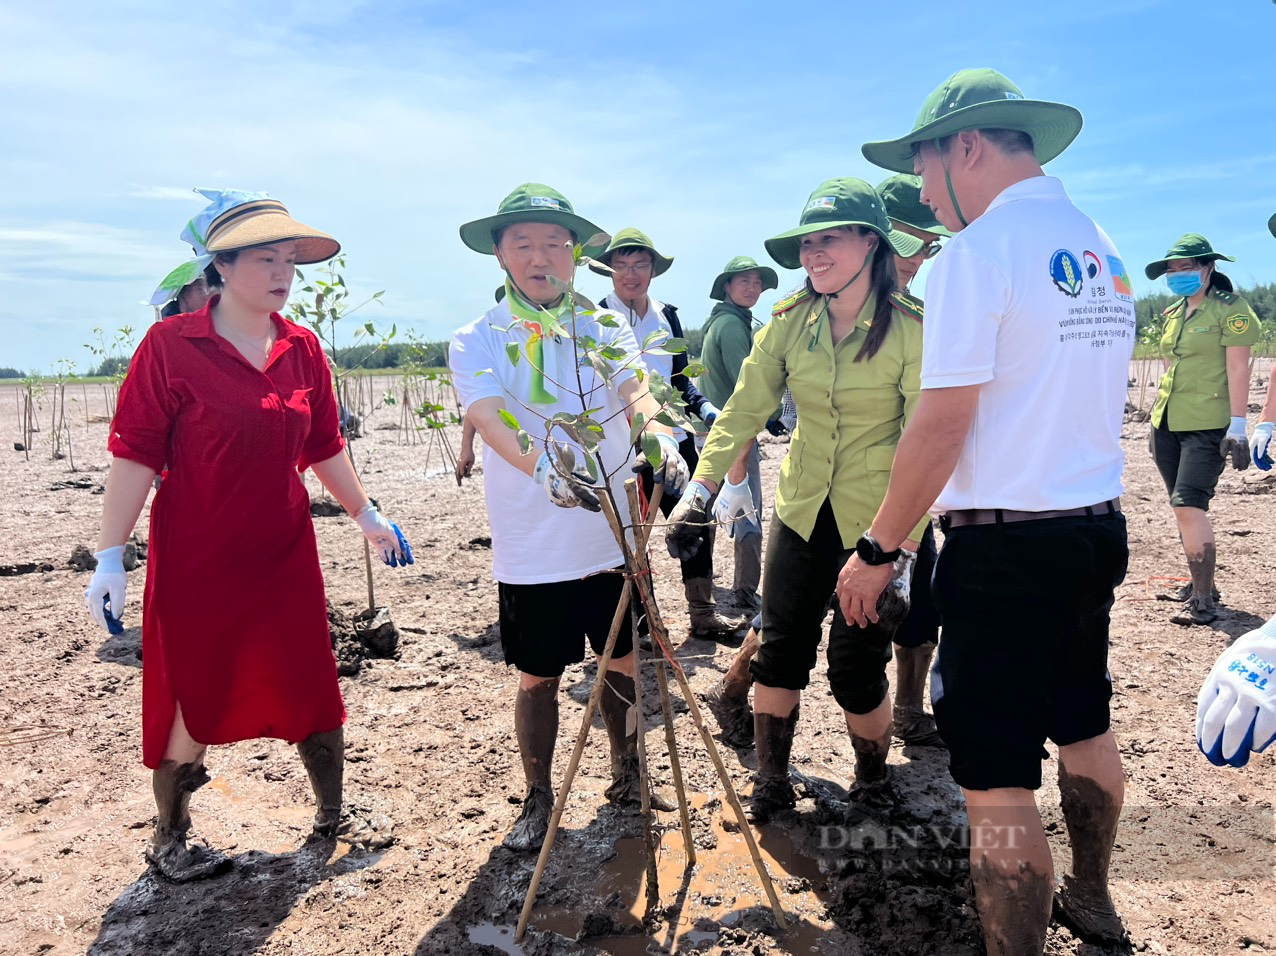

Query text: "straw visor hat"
[205, 198, 340, 264]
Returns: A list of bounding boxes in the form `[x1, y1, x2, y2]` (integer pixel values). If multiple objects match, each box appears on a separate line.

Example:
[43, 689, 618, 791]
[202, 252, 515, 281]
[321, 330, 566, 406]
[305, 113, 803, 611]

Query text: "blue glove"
[700, 401, 721, 428]
[1252, 421, 1273, 471]
[355, 505, 414, 566]
[1197, 617, 1276, 767]
[84, 546, 127, 633]
[712, 474, 760, 539]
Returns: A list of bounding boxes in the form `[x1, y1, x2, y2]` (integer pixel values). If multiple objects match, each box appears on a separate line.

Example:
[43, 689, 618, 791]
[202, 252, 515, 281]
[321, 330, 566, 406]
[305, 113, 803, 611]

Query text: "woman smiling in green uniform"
[1147, 234, 1259, 625]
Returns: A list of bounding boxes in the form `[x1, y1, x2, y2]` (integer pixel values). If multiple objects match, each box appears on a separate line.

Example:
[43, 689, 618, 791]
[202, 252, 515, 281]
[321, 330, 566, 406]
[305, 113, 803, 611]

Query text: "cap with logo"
[1144, 234, 1235, 280]
[764, 179, 923, 271]
[459, 183, 608, 258]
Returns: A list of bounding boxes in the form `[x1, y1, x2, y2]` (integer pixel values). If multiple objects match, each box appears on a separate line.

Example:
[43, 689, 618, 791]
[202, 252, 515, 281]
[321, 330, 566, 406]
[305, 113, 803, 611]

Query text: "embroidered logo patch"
[1228, 314, 1252, 334]
[1083, 251, 1102, 279]
[1004, 92, 1022, 100]
[805, 197, 837, 212]
[529, 196, 561, 209]
[1107, 256, 1133, 299]
[1049, 249, 1083, 298]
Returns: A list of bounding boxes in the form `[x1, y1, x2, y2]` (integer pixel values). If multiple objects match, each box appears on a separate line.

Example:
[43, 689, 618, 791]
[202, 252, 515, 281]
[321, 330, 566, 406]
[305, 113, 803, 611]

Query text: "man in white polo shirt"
[450, 184, 687, 851]
[838, 70, 1136, 954]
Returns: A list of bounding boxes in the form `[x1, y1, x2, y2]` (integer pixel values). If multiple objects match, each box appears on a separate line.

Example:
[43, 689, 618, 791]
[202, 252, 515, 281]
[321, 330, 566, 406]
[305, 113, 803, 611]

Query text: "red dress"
[109, 298, 347, 768]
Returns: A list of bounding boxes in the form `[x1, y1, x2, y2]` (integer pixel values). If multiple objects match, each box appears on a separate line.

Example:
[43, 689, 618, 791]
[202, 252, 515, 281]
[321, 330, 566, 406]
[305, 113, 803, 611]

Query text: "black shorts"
[750, 500, 895, 715]
[498, 571, 634, 678]
[1149, 422, 1226, 511]
[894, 521, 939, 649]
[931, 512, 1128, 791]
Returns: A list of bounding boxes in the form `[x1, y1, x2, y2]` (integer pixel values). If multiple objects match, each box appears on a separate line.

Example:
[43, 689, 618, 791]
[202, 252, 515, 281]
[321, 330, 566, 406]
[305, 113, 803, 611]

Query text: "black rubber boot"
[685, 577, 749, 641]
[600, 671, 675, 812]
[503, 680, 559, 851]
[970, 858, 1053, 956]
[297, 727, 344, 837]
[892, 643, 946, 748]
[147, 759, 231, 882]
[1053, 763, 1129, 946]
[846, 722, 896, 825]
[745, 705, 799, 824]
[705, 675, 755, 748]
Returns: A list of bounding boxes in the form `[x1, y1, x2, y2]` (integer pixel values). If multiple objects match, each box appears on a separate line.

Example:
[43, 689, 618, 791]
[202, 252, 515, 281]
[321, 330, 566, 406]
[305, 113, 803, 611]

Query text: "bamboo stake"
[627, 597, 660, 919]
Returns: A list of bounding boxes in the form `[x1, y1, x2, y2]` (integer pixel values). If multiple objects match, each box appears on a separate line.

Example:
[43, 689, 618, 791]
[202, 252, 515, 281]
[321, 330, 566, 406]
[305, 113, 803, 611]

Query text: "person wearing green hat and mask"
[667, 178, 928, 827]
[589, 230, 746, 640]
[449, 184, 687, 851]
[1145, 235, 1259, 626]
[840, 69, 1135, 953]
[698, 256, 781, 612]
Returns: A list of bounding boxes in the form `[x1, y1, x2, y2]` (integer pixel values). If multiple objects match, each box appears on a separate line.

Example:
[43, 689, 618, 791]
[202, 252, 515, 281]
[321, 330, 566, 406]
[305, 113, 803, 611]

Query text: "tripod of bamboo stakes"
[514, 476, 787, 941]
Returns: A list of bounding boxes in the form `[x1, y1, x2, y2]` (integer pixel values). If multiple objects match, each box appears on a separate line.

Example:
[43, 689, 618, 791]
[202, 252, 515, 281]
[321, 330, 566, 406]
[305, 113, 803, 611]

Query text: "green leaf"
[597, 345, 627, 362]
[505, 342, 521, 367]
[683, 361, 705, 378]
[557, 442, 577, 474]
[642, 329, 668, 349]
[628, 411, 647, 446]
[584, 454, 600, 481]
[640, 431, 661, 465]
[594, 311, 619, 328]
[662, 337, 687, 354]
[517, 430, 532, 454]
[498, 408, 519, 430]
[654, 411, 679, 428]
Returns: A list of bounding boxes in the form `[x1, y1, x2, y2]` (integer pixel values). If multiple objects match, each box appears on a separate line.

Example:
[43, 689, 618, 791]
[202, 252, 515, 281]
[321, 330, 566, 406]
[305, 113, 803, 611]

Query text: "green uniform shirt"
[698, 301, 758, 409]
[695, 288, 927, 548]
[1151, 288, 1259, 431]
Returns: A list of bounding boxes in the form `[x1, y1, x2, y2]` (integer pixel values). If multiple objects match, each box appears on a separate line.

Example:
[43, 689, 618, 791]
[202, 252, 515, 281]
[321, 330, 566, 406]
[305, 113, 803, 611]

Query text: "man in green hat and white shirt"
[839, 69, 1136, 952]
[698, 256, 781, 610]
[590, 230, 747, 640]
[450, 184, 685, 851]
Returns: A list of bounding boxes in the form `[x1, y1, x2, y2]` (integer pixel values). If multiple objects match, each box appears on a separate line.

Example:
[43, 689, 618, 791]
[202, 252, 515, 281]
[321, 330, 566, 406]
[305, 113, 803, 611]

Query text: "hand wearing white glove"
[1220, 416, 1250, 471]
[631, 433, 690, 497]
[1197, 616, 1276, 767]
[534, 450, 600, 512]
[354, 504, 414, 567]
[712, 474, 759, 539]
[699, 401, 721, 428]
[84, 546, 127, 634]
[1252, 421, 1274, 471]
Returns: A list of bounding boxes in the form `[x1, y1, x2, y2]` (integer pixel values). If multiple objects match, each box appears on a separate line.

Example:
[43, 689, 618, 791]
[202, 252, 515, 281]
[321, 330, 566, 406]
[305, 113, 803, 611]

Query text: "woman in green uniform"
[1146, 234, 1259, 625]
[667, 178, 927, 823]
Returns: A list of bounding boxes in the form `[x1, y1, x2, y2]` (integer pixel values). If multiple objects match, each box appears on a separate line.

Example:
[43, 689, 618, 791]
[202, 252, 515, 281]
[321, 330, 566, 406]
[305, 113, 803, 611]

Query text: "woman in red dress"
[84, 190, 413, 881]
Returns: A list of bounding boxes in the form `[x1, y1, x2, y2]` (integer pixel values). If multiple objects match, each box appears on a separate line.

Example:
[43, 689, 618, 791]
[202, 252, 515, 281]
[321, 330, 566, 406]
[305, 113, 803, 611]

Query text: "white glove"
[354, 505, 414, 567]
[631, 433, 690, 497]
[1220, 416, 1250, 471]
[1252, 421, 1274, 471]
[534, 450, 600, 512]
[712, 474, 759, 539]
[1196, 616, 1276, 767]
[700, 401, 721, 427]
[84, 546, 127, 633]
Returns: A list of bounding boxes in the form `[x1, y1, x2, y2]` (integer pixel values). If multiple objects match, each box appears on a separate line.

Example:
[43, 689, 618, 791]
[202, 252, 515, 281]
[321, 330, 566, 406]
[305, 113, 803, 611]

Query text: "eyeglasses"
[920, 240, 943, 259]
[610, 261, 653, 275]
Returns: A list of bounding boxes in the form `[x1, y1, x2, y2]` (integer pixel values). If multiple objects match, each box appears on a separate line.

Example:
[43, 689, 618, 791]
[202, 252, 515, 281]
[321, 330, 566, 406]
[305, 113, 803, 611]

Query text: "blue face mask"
[1167, 270, 1203, 297]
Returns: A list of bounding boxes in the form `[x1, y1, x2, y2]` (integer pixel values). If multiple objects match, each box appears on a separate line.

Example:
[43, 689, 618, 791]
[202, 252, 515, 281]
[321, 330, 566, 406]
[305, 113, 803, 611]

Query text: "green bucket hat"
[861, 68, 1083, 174]
[876, 174, 953, 238]
[709, 256, 780, 301]
[459, 183, 608, 257]
[1144, 234, 1235, 280]
[587, 227, 674, 277]
[764, 179, 924, 271]
[1268, 213, 1276, 239]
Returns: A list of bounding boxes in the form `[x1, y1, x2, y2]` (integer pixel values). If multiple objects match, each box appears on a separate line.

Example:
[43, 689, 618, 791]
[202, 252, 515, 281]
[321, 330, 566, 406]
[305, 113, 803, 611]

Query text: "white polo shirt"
[450, 300, 643, 584]
[599, 293, 685, 442]
[921, 176, 1136, 512]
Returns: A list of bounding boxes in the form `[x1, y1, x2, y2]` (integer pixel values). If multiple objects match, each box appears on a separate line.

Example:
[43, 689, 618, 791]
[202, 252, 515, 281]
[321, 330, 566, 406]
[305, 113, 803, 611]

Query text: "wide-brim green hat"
[459, 183, 608, 257]
[861, 68, 1083, 174]
[764, 179, 924, 271]
[1144, 233, 1235, 280]
[1268, 213, 1276, 239]
[709, 256, 780, 301]
[587, 227, 674, 277]
[876, 174, 953, 238]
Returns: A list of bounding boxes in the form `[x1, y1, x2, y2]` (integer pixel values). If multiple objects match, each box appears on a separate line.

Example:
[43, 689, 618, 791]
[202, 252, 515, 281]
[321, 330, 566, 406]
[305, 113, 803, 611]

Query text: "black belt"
[940, 498, 1121, 531]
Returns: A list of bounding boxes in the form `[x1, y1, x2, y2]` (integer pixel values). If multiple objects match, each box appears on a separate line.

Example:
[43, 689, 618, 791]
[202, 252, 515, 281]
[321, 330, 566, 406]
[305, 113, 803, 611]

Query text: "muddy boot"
[705, 675, 755, 748]
[846, 725, 896, 826]
[503, 680, 559, 851]
[685, 577, 749, 641]
[1053, 764, 1129, 947]
[892, 644, 946, 748]
[297, 727, 345, 837]
[1157, 581, 1219, 603]
[1171, 544, 1219, 625]
[746, 705, 799, 824]
[600, 672, 675, 812]
[146, 760, 231, 882]
[970, 858, 1053, 956]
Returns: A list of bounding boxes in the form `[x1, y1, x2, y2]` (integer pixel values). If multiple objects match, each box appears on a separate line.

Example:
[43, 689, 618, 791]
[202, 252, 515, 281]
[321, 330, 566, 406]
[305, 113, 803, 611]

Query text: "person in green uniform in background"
[698, 256, 780, 611]
[1250, 215, 1276, 470]
[1146, 235, 1259, 626]
[668, 179, 927, 825]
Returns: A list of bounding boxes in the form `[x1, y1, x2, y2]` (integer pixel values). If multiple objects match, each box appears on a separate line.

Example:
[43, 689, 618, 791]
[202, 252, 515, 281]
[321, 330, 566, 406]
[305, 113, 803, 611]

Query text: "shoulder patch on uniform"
[1212, 288, 1238, 304]
[772, 286, 811, 317]
[888, 290, 924, 323]
[1162, 300, 1184, 319]
[1226, 313, 1252, 335]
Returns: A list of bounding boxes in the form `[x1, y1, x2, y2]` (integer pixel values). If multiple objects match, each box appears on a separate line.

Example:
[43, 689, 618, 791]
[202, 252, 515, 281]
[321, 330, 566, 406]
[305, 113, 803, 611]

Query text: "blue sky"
[4, 0, 1275, 372]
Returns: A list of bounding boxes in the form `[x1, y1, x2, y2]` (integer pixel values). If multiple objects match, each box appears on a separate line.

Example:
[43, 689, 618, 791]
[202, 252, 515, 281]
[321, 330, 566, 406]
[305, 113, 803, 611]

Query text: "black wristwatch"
[855, 534, 900, 566]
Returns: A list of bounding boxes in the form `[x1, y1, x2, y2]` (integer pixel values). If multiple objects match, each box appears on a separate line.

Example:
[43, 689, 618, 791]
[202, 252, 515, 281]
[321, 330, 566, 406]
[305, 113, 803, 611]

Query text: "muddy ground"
[1, 372, 1274, 956]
